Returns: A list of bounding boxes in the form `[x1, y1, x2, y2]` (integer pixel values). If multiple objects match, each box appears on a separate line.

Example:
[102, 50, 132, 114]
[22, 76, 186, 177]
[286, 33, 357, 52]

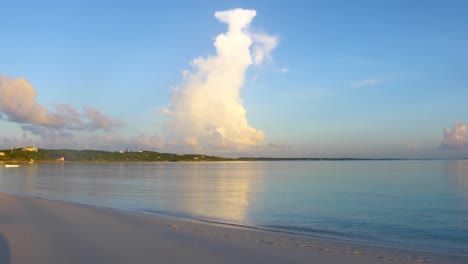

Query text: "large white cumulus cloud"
[163, 8, 278, 152]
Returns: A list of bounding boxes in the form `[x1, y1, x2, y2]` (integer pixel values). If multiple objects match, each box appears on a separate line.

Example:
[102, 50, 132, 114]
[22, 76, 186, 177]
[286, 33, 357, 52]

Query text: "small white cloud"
[160, 108, 173, 115]
[279, 68, 289, 73]
[441, 122, 468, 149]
[83, 107, 124, 131]
[251, 33, 278, 65]
[182, 70, 190, 77]
[350, 78, 380, 88]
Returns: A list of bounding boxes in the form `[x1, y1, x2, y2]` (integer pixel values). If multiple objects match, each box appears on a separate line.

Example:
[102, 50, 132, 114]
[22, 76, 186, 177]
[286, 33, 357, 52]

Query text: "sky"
[1, 0, 468, 159]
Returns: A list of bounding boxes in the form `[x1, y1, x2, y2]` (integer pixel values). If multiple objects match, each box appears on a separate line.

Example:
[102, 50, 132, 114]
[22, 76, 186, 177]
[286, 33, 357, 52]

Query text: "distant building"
[0, 152, 4, 156]
[56, 157, 65, 162]
[22, 146, 38, 152]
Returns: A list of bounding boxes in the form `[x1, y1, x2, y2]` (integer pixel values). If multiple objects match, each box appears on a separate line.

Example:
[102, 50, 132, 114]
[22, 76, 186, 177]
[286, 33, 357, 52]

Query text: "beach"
[0, 193, 465, 264]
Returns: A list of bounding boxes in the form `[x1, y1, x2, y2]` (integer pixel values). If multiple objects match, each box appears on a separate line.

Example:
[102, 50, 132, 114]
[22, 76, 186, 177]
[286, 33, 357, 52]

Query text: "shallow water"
[1, 160, 467, 255]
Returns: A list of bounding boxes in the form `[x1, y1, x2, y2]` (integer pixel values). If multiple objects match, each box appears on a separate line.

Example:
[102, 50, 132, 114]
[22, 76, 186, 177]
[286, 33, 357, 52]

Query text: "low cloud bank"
[0, 75, 123, 131]
[0, 74, 123, 131]
[0, 74, 124, 149]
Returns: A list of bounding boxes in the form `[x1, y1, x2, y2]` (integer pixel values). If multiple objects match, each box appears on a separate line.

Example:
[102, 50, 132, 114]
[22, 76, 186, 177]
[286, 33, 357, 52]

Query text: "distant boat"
[5, 164, 20, 168]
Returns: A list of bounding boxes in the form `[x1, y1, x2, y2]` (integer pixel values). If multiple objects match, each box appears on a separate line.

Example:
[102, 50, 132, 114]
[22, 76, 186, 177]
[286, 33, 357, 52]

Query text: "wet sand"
[0, 193, 465, 264]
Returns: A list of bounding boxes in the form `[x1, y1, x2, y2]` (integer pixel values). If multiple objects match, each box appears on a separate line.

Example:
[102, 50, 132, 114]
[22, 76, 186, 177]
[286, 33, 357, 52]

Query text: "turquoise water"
[0, 160, 467, 255]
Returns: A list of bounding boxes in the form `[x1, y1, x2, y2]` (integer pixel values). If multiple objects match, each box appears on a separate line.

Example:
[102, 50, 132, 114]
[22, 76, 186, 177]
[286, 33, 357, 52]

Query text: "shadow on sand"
[0, 234, 10, 264]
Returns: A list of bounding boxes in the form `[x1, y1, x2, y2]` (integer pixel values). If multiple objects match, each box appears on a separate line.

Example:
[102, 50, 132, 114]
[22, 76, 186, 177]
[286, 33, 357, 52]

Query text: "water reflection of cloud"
[177, 162, 264, 225]
[446, 160, 468, 197]
[24, 163, 38, 194]
[0, 162, 267, 226]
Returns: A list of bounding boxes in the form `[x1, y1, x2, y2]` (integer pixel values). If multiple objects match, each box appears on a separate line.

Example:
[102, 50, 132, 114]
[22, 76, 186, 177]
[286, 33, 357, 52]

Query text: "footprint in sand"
[378, 256, 394, 261]
[255, 239, 280, 246]
[319, 248, 335, 253]
[414, 258, 431, 263]
[299, 244, 314, 248]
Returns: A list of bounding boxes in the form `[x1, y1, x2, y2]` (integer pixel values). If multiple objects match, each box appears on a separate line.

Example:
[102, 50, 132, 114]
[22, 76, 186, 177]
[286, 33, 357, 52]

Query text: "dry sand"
[0, 192, 466, 264]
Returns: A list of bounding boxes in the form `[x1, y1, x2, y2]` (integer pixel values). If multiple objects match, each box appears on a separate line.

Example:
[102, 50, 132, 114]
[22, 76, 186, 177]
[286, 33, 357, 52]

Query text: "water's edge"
[3, 190, 467, 258]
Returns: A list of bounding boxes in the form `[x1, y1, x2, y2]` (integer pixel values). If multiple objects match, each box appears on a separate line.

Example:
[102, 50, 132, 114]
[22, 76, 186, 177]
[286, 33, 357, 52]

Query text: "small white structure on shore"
[0, 152, 5, 156]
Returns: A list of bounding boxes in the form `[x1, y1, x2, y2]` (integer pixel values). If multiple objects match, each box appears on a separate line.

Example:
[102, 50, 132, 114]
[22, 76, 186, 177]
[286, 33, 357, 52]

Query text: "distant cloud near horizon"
[441, 122, 468, 149]
[0, 75, 63, 126]
[0, 73, 125, 149]
[0, 74, 124, 132]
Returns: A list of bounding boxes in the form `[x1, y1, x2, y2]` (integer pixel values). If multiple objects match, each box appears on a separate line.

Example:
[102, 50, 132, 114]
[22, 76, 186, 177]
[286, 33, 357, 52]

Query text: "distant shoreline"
[0, 148, 462, 163]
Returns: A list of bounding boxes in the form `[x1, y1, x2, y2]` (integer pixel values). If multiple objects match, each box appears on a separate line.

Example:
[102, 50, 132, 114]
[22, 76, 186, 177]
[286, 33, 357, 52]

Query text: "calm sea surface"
[1, 160, 467, 255]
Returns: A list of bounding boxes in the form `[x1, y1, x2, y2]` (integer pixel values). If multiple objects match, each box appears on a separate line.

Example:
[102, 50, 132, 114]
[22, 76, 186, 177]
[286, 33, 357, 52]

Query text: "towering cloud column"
[163, 8, 277, 152]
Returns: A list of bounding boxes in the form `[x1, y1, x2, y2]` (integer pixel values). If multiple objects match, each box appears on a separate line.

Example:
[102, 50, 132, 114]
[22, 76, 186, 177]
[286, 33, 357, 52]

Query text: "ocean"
[1, 160, 467, 256]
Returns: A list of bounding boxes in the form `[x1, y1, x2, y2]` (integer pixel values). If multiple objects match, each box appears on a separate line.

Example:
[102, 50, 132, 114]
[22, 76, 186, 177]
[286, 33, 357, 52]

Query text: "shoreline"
[0, 192, 466, 264]
[5, 191, 466, 258]
[3, 159, 466, 167]
[136, 206, 468, 258]
[5, 148, 465, 164]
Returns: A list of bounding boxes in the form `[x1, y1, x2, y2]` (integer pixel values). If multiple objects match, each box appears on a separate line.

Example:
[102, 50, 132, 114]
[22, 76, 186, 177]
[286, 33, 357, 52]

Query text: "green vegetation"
[0, 148, 231, 163]
[0, 148, 402, 164]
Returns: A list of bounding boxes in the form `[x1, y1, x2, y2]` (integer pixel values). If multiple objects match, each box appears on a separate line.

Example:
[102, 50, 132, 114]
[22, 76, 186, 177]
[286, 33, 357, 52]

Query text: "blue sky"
[1, 0, 468, 158]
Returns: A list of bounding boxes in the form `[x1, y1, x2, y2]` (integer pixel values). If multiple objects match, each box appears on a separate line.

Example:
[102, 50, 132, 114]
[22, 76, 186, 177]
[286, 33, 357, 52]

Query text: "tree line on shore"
[0, 148, 230, 163]
[0, 148, 393, 163]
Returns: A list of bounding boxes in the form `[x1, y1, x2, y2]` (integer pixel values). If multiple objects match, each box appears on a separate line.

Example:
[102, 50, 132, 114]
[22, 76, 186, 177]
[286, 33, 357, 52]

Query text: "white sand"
[0, 193, 465, 264]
